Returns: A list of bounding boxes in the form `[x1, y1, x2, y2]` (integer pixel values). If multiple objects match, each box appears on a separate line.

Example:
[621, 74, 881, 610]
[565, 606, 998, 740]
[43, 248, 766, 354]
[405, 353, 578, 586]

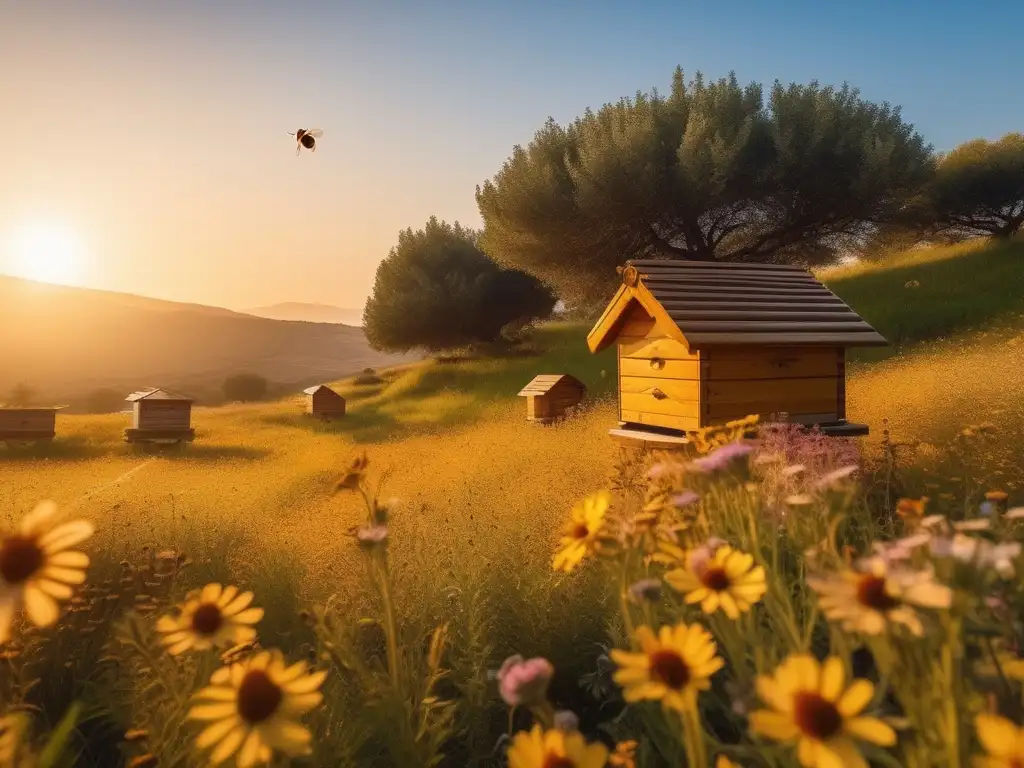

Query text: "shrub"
[84, 388, 125, 414]
[221, 372, 269, 402]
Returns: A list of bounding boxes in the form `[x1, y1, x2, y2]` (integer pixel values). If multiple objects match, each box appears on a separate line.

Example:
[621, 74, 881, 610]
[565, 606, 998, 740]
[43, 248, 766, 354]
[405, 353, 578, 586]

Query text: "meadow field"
[2, 240, 1024, 767]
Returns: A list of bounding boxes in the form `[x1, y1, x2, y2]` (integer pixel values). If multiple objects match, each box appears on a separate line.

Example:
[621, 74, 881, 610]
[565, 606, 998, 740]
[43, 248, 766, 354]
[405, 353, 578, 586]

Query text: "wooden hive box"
[124, 388, 195, 443]
[0, 406, 68, 443]
[586, 260, 888, 442]
[517, 374, 587, 424]
[303, 384, 346, 420]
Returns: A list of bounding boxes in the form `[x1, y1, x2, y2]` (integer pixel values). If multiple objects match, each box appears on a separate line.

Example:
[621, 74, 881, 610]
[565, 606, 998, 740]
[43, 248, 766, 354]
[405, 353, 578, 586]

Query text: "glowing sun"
[5, 221, 86, 286]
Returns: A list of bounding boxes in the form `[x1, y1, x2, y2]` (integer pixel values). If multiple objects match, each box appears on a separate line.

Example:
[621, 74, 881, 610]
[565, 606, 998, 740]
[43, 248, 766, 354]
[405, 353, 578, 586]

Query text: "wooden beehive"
[0, 406, 68, 444]
[124, 388, 195, 443]
[587, 259, 888, 441]
[303, 384, 346, 420]
[517, 375, 587, 424]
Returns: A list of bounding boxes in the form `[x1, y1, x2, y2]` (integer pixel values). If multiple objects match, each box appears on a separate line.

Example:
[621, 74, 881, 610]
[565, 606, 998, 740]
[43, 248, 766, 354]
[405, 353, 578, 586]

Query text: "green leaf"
[37, 701, 82, 768]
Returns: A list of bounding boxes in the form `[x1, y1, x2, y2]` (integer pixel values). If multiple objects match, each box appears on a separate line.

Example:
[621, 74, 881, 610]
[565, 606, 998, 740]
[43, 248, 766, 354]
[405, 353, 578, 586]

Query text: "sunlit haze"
[3, 0, 1022, 312]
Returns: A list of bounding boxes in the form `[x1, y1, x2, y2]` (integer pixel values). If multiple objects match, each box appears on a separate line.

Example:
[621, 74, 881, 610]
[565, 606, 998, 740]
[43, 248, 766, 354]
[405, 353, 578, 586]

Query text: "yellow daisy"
[157, 583, 264, 656]
[973, 713, 1024, 767]
[610, 623, 724, 713]
[806, 556, 951, 636]
[608, 739, 637, 767]
[749, 654, 896, 768]
[552, 491, 611, 573]
[0, 500, 93, 643]
[188, 649, 326, 767]
[664, 545, 767, 619]
[506, 725, 608, 768]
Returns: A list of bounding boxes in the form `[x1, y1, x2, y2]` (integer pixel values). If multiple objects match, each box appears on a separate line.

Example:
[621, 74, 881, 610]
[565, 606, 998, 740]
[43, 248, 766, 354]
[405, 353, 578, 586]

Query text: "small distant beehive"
[124, 388, 195, 443]
[587, 259, 889, 441]
[517, 375, 587, 424]
[303, 384, 346, 420]
[0, 406, 68, 444]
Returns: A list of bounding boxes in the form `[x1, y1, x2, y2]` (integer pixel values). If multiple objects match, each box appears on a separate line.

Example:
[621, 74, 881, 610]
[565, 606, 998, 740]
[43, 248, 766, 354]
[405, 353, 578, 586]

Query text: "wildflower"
[813, 465, 859, 491]
[670, 491, 699, 508]
[611, 623, 724, 713]
[553, 710, 579, 732]
[749, 654, 896, 767]
[609, 739, 638, 767]
[664, 545, 766, 619]
[807, 557, 951, 636]
[497, 655, 554, 708]
[716, 757, 740, 768]
[157, 584, 263, 656]
[355, 524, 388, 548]
[647, 462, 683, 481]
[980, 502, 996, 517]
[188, 649, 326, 766]
[896, 497, 929, 528]
[0, 500, 94, 643]
[506, 725, 608, 768]
[628, 578, 663, 605]
[552, 491, 611, 573]
[931, 535, 1021, 577]
[954, 519, 991, 532]
[333, 452, 369, 492]
[972, 712, 1024, 767]
[688, 442, 754, 474]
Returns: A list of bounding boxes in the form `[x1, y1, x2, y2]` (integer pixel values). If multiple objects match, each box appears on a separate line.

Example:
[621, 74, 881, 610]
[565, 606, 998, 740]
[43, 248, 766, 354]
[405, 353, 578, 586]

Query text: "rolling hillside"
[0, 275, 417, 405]
[241, 302, 365, 326]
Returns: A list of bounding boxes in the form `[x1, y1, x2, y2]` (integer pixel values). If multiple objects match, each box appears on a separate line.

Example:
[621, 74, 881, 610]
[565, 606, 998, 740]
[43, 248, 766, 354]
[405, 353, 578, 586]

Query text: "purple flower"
[628, 578, 663, 604]
[497, 655, 554, 707]
[356, 524, 388, 547]
[670, 491, 699, 508]
[553, 710, 579, 732]
[688, 442, 755, 473]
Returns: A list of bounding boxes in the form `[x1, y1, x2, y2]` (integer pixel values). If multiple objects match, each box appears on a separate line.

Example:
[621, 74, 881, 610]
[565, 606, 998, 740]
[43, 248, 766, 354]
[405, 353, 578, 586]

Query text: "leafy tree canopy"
[909, 133, 1024, 241]
[363, 217, 556, 353]
[476, 67, 933, 308]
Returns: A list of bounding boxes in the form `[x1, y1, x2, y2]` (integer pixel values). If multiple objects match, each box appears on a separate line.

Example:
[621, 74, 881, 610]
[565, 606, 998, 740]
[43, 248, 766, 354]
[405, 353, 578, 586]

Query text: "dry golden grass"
[0, 392, 618, 609]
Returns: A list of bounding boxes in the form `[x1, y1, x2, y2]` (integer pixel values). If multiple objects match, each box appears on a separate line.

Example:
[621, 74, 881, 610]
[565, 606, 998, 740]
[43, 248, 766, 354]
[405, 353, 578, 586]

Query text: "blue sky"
[1, 0, 1021, 309]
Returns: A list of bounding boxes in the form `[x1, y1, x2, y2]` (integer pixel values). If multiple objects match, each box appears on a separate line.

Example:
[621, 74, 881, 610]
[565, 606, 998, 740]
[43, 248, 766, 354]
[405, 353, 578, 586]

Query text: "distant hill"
[242, 302, 364, 326]
[0, 276, 416, 407]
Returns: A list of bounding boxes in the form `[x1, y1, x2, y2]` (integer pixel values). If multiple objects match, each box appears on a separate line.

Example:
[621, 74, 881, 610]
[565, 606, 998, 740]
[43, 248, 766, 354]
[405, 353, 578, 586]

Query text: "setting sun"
[4, 220, 86, 286]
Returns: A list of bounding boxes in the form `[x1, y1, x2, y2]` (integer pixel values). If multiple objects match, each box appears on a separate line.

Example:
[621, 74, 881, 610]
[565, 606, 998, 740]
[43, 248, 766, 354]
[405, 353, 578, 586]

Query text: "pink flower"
[497, 655, 554, 707]
[670, 491, 699, 508]
[688, 442, 754, 473]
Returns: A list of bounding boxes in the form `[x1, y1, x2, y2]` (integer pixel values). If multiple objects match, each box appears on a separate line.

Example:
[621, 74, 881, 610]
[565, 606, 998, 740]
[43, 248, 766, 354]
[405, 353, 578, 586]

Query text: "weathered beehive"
[124, 388, 195, 443]
[518, 375, 587, 424]
[587, 259, 888, 440]
[303, 384, 346, 420]
[0, 406, 68, 443]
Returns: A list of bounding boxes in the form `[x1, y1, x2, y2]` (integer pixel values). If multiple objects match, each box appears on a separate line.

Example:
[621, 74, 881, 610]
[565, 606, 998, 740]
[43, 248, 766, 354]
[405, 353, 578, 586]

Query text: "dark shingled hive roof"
[624, 259, 887, 348]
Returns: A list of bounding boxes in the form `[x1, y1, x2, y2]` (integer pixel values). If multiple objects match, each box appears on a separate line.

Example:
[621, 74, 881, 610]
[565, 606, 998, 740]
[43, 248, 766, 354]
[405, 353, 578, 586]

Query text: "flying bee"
[288, 128, 323, 156]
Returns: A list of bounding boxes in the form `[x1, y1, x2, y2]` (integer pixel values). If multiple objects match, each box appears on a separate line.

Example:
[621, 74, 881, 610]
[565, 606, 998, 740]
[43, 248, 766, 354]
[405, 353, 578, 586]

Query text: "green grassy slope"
[821, 237, 1024, 363]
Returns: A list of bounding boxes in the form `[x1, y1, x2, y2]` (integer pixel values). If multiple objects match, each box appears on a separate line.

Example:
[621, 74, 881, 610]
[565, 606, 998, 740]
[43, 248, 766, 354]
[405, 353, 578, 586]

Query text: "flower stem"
[942, 616, 962, 768]
[681, 707, 708, 767]
[376, 552, 402, 691]
[619, 550, 637, 648]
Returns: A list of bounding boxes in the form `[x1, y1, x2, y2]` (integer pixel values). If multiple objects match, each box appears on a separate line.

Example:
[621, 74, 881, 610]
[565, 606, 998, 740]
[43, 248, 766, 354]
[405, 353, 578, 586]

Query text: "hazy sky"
[2, 0, 1022, 312]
